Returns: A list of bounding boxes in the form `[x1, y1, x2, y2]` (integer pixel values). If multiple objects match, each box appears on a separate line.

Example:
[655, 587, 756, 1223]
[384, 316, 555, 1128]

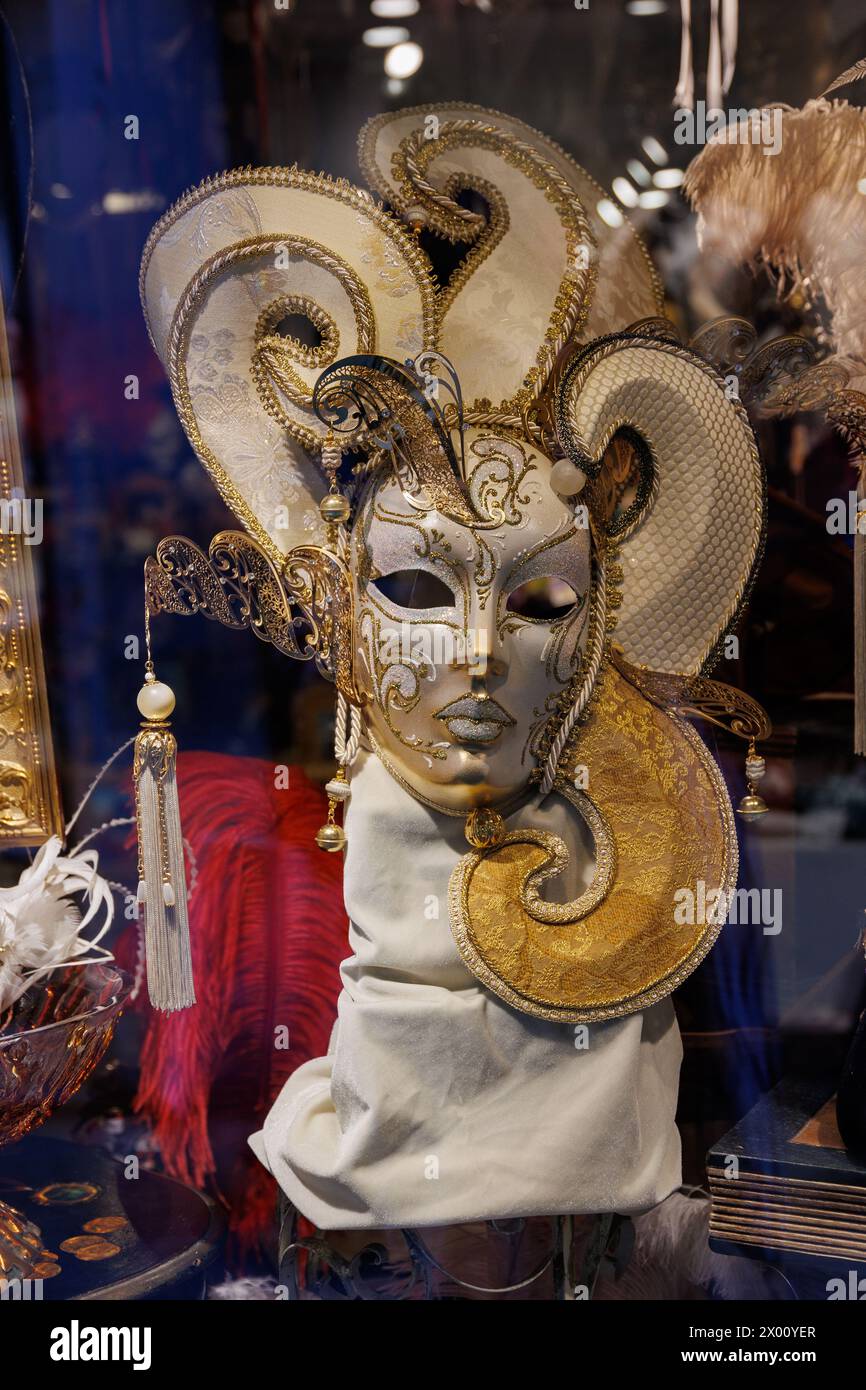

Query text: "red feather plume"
[131, 753, 347, 1256]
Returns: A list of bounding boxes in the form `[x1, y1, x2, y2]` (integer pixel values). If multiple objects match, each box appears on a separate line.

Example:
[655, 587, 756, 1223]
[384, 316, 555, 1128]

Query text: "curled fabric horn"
[556, 333, 765, 675]
[450, 658, 737, 1023]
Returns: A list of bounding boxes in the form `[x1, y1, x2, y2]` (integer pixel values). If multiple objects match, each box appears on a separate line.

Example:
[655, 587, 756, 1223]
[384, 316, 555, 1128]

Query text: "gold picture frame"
[0, 283, 63, 843]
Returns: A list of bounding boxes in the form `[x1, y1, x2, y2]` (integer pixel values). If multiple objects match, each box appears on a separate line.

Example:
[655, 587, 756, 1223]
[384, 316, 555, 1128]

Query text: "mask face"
[351, 428, 593, 812]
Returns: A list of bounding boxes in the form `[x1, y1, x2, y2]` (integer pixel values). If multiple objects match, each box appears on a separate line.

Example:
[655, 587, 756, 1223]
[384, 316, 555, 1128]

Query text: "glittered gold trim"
[358, 101, 664, 312]
[386, 117, 596, 414]
[140, 164, 439, 354]
[145, 529, 358, 700]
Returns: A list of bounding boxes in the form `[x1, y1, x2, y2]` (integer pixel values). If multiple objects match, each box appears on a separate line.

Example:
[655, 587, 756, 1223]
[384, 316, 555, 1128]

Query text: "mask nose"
[451, 614, 508, 683]
[469, 649, 508, 684]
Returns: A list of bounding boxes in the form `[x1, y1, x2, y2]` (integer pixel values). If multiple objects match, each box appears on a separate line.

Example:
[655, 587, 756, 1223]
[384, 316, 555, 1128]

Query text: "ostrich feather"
[821, 58, 866, 99]
[131, 753, 347, 1255]
[684, 100, 866, 375]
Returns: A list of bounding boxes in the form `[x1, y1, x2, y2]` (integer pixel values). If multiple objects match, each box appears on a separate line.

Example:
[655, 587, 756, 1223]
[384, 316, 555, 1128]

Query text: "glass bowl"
[0, 962, 129, 1282]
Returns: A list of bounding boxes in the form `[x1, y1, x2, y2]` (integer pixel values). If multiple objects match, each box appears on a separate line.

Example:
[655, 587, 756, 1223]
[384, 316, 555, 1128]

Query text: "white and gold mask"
[350, 428, 592, 813]
[140, 105, 769, 1024]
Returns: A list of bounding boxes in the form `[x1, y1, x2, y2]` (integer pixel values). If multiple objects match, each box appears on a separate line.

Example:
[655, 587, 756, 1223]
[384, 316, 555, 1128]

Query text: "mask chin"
[365, 723, 533, 815]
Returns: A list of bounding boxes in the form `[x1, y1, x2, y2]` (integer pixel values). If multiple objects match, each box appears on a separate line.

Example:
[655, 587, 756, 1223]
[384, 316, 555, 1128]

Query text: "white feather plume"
[0, 836, 114, 1014]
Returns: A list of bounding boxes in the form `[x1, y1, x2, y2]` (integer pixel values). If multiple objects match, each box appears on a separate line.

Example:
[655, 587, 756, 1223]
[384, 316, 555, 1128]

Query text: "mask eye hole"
[506, 576, 579, 620]
[369, 568, 457, 610]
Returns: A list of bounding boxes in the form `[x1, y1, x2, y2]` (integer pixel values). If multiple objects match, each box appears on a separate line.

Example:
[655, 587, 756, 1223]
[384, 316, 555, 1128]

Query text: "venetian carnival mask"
[349, 424, 593, 813]
[136, 104, 769, 1024]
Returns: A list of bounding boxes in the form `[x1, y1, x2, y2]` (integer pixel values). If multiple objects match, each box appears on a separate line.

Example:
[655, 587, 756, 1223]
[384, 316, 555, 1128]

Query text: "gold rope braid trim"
[433, 170, 510, 320]
[249, 241, 377, 437]
[254, 293, 340, 371]
[392, 119, 597, 414]
[358, 101, 665, 312]
[169, 234, 377, 459]
[140, 164, 439, 356]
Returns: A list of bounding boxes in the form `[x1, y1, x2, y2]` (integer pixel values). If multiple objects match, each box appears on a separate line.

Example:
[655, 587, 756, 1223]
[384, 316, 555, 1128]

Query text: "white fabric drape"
[250, 749, 683, 1230]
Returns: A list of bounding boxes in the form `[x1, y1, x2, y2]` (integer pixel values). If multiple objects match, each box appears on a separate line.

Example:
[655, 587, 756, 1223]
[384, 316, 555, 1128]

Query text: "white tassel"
[134, 675, 195, 1012]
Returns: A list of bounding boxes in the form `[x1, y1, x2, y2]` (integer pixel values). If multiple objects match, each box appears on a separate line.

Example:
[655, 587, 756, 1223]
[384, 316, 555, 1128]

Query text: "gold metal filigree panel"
[0, 285, 63, 844]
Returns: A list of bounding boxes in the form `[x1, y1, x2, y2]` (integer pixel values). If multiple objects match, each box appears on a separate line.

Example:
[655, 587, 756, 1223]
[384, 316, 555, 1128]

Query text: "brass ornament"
[464, 807, 506, 849]
[738, 742, 769, 820]
[316, 768, 349, 853]
[320, 492, 351, 525]
[145, 529, 358, 703]
[448, 661, 737, 1022]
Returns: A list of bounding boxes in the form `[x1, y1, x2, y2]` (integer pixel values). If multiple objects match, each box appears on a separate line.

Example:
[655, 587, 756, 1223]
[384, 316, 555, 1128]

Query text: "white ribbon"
[675, 0, 738, 110]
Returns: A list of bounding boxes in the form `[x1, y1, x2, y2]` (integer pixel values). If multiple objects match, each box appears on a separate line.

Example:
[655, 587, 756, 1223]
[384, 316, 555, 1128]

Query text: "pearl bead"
[136, 679, 176, 721]
[550, 458, 587, 497]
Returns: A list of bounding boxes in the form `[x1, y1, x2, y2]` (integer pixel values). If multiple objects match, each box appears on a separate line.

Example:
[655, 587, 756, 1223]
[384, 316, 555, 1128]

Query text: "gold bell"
[315, 822, 347, 852]
[319, 492, 351, 525]
[737, 741, 768, 819]
[316, 767, 349, 852]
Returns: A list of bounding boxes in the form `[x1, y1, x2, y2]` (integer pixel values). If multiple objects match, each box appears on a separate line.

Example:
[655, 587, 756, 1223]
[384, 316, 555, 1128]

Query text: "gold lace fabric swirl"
[449, 662, 737, 1022]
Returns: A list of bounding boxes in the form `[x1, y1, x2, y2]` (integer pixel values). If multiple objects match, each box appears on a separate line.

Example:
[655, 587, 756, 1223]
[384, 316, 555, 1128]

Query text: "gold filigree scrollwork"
[145, 530, 357, 700]
[825, 387, 866, 455]
[615, 651, 772, 744]
[688, 316, 826, 420]
[283, 545, 357, 701]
